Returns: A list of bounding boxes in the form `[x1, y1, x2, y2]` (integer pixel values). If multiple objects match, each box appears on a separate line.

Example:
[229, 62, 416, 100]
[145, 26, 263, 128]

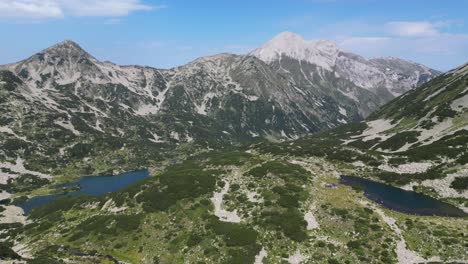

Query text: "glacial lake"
[340, 175, 467, 217]
[19, 169, 149, 215]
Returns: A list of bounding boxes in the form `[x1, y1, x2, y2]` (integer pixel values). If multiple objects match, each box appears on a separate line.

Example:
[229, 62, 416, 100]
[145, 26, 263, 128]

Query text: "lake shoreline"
[18, 169, 149, 215]
[340, 175, 467, 218]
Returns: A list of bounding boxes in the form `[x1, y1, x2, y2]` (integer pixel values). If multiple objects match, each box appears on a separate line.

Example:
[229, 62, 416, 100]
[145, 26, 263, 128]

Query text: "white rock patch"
[352, 161, 366, 167]
[136, 103, 159, 116]
[423, 86, 447, 102]
[149, 132, 164, 143]
[338, 106, 347, 117]
[246, 191, 263, 203]
[355, 119, 396, 142]
[0, 157, 51, 184]
[417, 118, 453, 145]
[247, 95, 259, 101]
[54, 120, 81, 136]
[0, 126, 29, 142]
[12, 243, 32, 259]
[170, 131, 180, 141]
[101, 199, 127, 213]
[195, 92, 216, 115]
[378, 162, 432, 174]
[0, 191, 11, 201]
[420, 170, 468, 200]
[211, 181, 241, 223]
[0, 205, 27, 224]
[82, 201, 100, 210]
[451, 93, 468, 112]
[304, 210, 319, 230]
[286, 251, 307, 264]
[254, 247, 268, 264]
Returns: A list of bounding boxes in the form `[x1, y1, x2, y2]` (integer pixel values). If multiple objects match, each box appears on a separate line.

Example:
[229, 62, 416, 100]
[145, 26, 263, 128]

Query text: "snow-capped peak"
[249, 32, 340, 71]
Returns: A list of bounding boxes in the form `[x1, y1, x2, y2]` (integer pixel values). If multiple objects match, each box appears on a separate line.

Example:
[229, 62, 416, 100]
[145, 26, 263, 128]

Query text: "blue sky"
[0, 0, 467, 71]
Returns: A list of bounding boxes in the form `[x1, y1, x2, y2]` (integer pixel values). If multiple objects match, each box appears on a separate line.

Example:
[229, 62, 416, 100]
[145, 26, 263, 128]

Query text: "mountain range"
[1, 33, 467, 264]
[0, 33, 440, 182]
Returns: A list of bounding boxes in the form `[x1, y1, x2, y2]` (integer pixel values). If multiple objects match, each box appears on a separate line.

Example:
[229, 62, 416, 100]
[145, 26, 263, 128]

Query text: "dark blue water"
[19, 170, 149, 214]
[340, 175, 467, 217]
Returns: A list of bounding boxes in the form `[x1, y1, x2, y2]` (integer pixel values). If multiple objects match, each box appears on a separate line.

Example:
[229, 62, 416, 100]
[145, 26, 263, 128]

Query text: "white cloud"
[0, 0, 63, 19]
[303, 18, 466, 70]
[61, 0, 159, 17]
[386, 21, 439, 37]
[0, 0, 162, 20]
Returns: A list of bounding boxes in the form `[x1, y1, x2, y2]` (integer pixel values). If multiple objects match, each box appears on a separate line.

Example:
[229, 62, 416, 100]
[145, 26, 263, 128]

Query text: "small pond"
[340, 175, 467, 217]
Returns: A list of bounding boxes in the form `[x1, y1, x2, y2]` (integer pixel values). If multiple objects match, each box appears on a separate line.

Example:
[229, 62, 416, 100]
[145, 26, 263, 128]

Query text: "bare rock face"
[251, 32, 440, 117]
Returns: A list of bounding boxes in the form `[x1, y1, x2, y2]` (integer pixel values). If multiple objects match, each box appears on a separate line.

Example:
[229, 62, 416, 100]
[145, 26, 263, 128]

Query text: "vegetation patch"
[376, 131, 420, 151]
[68, 214, 143, 241]
[261, 208, 308, 242]
[0, 242, 22, 260]
[376, 167, 444, 185]
[246, 160, 308, 182]
[206, 217, 260, 264]
[450, 177, 468, 191]
[205, 151, 253, 166]
[138, 162, 219, 212]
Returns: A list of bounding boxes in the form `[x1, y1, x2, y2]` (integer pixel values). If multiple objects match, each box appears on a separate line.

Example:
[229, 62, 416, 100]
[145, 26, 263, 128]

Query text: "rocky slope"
[250, 32, 439, 117]
[344, 62, 468, 158]
[278, 62, 468, 202]
[0, 36, 438, 186]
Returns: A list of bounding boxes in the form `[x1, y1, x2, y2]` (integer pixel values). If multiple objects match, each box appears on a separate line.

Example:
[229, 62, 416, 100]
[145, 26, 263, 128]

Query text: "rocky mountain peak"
[4, 40, 105, 89]
[270, 31, 305, 44]
[34, 39, 95, 63]
[250, 32, 340, 71]
[11, 39, 96, 72]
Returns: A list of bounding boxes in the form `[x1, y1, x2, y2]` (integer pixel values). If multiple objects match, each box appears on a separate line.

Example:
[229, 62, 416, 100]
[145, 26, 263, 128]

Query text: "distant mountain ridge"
[250, 32, 439, 116]
[0, 33, 440, 181]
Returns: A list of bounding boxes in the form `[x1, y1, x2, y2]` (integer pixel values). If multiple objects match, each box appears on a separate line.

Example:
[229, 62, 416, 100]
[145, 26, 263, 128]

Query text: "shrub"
[450, 177, 468, 191]
[69, 214, 142, 241]
[139, 163, 218, 212]
[0, 242, 21, 260]
[246, 161, 308, 183]
[186, 233, 203, 247]
[262, 209, 307, 242]
[226, 245, 261, 264]
[209, 220, 257, 247]
[207, 151, 252, 166]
